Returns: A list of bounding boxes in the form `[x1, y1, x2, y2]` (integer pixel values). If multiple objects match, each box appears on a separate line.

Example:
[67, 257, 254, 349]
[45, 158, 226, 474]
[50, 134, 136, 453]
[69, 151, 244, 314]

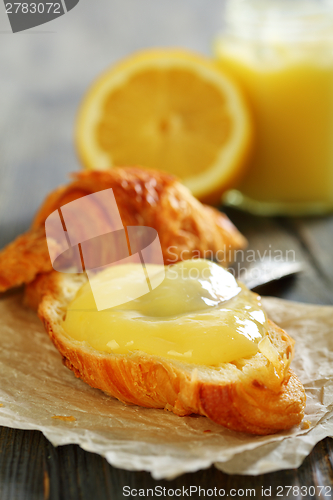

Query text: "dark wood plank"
[224, 208, 333, 305]
[1, 427, 333, 500]
[0, 427, 44, 500]
[289, 216, 333, 288]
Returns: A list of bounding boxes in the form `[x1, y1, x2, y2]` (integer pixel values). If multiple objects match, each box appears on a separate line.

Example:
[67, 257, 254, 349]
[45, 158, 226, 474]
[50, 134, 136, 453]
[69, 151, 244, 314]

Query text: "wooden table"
[0, 206, 332, 500]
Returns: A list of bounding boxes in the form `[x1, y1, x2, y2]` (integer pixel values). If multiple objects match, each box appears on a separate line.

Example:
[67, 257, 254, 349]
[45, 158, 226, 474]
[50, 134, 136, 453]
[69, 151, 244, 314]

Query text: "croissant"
[0, 167, 305, 435]
[35, 269, 306, 435]
[0, 167, 246, 293]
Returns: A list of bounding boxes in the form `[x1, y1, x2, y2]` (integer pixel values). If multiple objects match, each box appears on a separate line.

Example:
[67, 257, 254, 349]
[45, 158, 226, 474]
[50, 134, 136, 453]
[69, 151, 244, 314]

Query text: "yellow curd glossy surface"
[215, 0, 333, 214]
[62, 259, 268, 366]
[216, 41, 333, 211]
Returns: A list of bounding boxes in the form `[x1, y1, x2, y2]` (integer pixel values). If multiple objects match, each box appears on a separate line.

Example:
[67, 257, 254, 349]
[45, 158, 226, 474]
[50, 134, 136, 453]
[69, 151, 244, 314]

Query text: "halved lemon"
[76, 49, 253, 204]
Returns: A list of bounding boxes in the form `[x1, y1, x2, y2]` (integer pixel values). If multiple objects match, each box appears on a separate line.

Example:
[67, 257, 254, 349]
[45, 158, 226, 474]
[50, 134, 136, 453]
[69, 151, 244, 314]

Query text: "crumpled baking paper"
[0, 292, 332, 479]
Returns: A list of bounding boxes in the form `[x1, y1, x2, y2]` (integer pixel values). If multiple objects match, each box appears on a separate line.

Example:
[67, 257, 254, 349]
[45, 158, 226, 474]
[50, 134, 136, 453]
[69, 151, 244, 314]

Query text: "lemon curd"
[216, 0, 333, 215]
[62, 260, 268, 366]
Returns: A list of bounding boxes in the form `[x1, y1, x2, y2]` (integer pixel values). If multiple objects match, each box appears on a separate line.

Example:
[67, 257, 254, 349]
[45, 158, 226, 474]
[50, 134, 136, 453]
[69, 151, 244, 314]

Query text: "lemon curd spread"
[62, 259, 268, 365]
[216, 0, 333, 215]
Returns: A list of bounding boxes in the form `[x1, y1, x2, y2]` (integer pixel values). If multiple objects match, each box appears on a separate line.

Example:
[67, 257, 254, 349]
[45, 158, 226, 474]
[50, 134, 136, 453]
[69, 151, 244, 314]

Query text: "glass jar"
[215, 0, 333, 215]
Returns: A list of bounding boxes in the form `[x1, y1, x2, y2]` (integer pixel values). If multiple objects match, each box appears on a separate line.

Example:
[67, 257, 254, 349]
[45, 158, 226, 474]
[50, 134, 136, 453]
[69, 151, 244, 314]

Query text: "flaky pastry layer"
[0, 167, 246, 292]
[33, 271, 306, 435]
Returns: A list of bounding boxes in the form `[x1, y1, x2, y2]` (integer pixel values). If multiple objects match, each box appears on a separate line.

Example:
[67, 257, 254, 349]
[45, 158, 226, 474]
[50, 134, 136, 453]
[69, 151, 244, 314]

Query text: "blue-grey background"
[0, 0, 225, 244]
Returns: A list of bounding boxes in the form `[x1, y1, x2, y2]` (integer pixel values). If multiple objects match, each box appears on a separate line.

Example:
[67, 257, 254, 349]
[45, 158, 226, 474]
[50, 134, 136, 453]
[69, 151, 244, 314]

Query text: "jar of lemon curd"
[216, 0, 333, 215]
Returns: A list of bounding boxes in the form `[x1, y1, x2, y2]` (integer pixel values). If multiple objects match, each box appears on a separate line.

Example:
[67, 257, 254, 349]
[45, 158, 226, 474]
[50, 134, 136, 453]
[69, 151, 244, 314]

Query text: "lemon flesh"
[76, 49, 253, 204]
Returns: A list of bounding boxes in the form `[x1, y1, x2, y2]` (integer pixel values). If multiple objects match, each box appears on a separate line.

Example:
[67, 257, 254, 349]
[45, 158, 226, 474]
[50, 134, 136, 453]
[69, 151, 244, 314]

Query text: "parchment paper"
[0, 292, 332, 479]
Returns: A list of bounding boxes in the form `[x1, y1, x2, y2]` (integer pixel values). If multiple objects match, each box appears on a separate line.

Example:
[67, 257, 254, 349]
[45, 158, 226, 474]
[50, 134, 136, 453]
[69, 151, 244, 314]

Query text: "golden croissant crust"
[35, 271, 306, 436]
[0, 167, 246, 293]
[0, 167, 306, 436]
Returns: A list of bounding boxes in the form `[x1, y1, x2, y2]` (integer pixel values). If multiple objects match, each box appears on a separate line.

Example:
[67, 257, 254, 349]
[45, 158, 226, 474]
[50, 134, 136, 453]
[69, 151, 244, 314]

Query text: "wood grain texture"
[224, 208, 333, 305]
[0, 427, 333, 500]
